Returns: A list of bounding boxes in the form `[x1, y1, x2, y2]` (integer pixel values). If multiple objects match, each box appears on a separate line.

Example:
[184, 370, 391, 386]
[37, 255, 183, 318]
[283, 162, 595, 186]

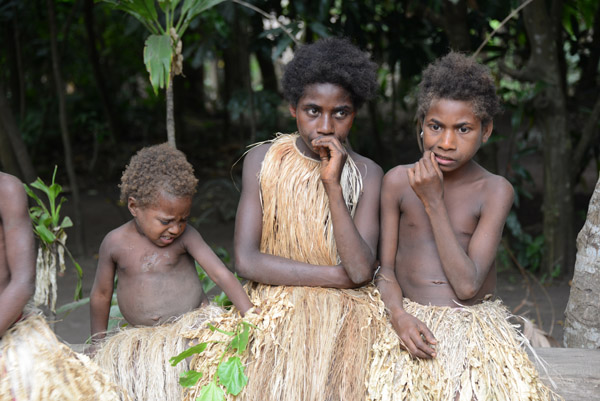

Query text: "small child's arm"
[378, 171, 437, 358]
[408, 151, 514, 299]
[186, 228, 254, 315]
[90, 236, 117, 341]
[0, 177, 35, 337]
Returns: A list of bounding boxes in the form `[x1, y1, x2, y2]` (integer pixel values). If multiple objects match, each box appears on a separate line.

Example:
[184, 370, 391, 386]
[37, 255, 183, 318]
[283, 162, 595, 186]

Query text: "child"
[372, 52, 560, 400]
[0, 172, 128, 400]
[90, 143, 254, 401]
[184, 37, 389, 401]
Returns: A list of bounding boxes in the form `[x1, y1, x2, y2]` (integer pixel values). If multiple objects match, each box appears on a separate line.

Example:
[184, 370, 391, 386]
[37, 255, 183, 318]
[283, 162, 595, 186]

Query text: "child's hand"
[391, 311, 437, 359]
[312, 137, 348, 187]
[407, 150, 444, 206]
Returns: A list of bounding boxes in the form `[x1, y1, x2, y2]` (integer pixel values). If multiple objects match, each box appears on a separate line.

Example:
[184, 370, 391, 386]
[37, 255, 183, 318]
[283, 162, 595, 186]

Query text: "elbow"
[234, 252, 254, 281]
[346, 259, 377, 286]
[455, 283, 478, 301]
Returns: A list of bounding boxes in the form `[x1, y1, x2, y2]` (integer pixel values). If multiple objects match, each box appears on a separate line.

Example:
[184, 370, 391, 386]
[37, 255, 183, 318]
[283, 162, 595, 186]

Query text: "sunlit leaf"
[179, 370, 203, 387]
[217, 357, 247, 396]
[170, 342, 208, 366]
[196, 381, 224, 401]
[144, 34, 173, 94]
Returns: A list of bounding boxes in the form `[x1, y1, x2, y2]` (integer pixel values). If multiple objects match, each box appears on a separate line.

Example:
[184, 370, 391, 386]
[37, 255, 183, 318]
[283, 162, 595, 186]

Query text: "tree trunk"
[166, 79, 176, 148]
[564, 176, 600, 348]
[47, 0, 85, 255]
[0, 86, 36, 184]
[442, 0, 471, 51]
[521, 0, 575, 276]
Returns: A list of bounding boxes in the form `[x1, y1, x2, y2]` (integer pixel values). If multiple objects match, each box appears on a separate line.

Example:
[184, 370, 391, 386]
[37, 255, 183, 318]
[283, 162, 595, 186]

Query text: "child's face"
[289, 83, 356, 158]
[128, 192, 192, 247]
[422, 98, 492, 173]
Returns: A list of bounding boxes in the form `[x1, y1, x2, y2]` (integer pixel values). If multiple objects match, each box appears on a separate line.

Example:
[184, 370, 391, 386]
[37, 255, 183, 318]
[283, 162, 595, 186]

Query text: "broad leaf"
[144, 34, 173, 94]
[60, 216, 73, 229]
[170, 342, 208, 366]
[196, 381, 224, 401]
[217, 357, 247, 396]
[229, 322, 250, 354]
[36, 224, 56, 243]
[208, 323, 234, 336]
[179, 370, 203, 387]
[179, 0, 226, 35]
[103, 0, 160, 29]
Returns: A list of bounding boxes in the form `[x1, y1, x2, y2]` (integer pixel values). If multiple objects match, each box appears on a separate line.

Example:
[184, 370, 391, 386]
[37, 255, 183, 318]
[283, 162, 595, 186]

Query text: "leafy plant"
[23, 166, 83, 312]
[170, 319, 254, 400]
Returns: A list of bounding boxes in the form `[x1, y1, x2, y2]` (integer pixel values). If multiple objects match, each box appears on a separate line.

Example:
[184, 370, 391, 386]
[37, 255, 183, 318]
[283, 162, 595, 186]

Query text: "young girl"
[90, 143, 254, 401]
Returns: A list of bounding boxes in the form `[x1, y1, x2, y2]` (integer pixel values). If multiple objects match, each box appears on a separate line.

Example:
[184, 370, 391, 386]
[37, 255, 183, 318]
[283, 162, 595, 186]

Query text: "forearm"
[326, 184, 375, 284]
[425, 200, 480, 299]
[0, 279, 34, 336]
[376, 266, 407, 318]
[90, 294, 111, 340]
[236, 249, 356, 288]
[216, 276, 254, 315]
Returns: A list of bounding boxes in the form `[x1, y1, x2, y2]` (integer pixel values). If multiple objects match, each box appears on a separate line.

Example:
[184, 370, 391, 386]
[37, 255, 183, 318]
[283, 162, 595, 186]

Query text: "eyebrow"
[302, 103, 353, 111]
[429, 118, 473, 128]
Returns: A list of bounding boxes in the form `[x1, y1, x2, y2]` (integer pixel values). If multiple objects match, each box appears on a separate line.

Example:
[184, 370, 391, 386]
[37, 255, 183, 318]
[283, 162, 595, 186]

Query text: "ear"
[127, 197, 138, 216]
[481, 121, 493, 143]
[289, 104, 297, 118]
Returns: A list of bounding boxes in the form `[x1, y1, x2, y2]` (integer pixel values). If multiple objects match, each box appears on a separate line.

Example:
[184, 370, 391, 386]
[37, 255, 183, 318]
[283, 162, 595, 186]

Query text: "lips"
[434, 154, 454, 166]
[160, 235, 174, 245]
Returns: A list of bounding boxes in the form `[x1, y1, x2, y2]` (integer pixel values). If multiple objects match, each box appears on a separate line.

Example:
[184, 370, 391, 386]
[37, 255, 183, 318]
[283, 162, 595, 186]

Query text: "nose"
[439, 129, 456, 150]
[317, 114, 334, 135]
[168, 222, 185, 236]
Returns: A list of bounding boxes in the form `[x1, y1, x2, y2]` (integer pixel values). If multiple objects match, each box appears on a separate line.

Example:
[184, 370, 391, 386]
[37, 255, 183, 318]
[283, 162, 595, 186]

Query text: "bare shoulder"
[0, 173, 27, 215]
[99, 221, 133, 254]
[349, 152, 383, 185]
[383, 164, 414, 188]
[0, 172, 25, 199]
[243, 143, 273, 172]
[481, 170, 514, 202]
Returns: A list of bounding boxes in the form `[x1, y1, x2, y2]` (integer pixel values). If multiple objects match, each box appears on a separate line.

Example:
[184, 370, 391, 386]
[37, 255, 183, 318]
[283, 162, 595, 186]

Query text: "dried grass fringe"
[259, 133, 363, 265]
[182, 135, 390, 400]
[368, 299, 564, 401]
[0, 310, 129, 401]
[93, 304, 223, 401]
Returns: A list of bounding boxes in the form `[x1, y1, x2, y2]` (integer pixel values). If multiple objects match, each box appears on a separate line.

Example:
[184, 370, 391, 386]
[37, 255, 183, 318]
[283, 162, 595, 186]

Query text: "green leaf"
[196, 381, 224, 401]
[217, 357, 247, 396]
[60, 216, 73, 229]
[36, 224, 56, 243]
[230, 322, 250, 354]
[180, 0, 226, 28]
[208, 323, 235, 336]
[55, 297, 90, 316]
[179, 370, 203, 387]
[103, 0, 160, 28]
[170, 342, 208, 366]
[144, 34, 173, 94]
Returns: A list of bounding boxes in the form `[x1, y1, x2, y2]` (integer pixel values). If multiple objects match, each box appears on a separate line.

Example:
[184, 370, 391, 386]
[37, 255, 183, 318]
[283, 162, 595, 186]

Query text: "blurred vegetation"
[1, 0, 598, 278]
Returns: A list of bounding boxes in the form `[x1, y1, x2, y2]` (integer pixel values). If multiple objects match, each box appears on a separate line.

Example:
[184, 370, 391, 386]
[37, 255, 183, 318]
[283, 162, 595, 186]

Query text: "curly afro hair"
[119, 143, 198, 207]
[417, 51, 501, 127]
[282, 37, 378, 109]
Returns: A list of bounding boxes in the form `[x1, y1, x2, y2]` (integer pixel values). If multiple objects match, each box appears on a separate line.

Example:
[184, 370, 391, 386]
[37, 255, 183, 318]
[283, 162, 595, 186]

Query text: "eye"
[159, 219, 170, 225]
[429, 124, 441, 131]
[458, 126, 470, 134]
[334, 110, 348, 119]
[306, 107, 319, 117]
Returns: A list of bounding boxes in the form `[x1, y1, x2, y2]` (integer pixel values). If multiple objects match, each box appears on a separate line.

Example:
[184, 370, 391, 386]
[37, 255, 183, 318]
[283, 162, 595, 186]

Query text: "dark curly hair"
[119, 143, 198, 207]
[417, 51, 501, 127]
[282, 37, 378, 109]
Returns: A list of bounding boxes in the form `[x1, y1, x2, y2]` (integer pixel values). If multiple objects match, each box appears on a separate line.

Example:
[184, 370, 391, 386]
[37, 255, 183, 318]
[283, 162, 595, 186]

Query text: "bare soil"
[53, 187, 572, 347]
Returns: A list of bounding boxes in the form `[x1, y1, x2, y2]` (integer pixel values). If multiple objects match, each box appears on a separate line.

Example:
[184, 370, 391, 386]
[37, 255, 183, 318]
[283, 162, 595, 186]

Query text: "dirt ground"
[51, 186, 573, 347]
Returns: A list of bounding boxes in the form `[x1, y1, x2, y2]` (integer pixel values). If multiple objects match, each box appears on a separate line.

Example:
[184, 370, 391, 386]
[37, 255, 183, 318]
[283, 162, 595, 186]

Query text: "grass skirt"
[0, 311, 129, 401]
[182, 283, 390, 401]
[93, 304, 223, 401]
[368, 299, 562, 401]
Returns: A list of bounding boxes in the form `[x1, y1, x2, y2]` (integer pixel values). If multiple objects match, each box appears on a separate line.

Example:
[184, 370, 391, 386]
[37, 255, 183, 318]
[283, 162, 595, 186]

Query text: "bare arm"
[377, 169, 436, 358]
[408, 151, 514, 299]
[314, 137, 382, 284]
[234, 144, 358, 288]
[184, 227, 253, 315]
[90, 236, 117, 341]
[0, 175, 35, 337]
